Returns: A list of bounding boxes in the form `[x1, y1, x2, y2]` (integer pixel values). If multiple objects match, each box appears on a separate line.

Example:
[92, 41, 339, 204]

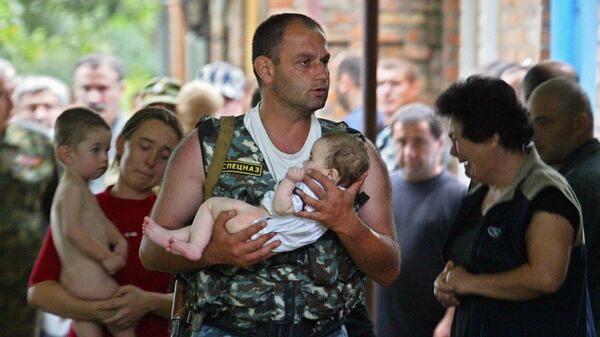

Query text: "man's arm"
[297, 141, 400, 286]
[140, 132, 279, 273]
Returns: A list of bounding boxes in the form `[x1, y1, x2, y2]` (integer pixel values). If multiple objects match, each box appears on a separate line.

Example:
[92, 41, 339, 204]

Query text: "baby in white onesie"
[143, 132, 369, 260]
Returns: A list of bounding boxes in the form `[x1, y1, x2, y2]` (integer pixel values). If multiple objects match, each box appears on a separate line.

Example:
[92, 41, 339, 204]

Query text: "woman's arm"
[28, 280, 114, 321]
[97, 285, 173, 329]
[446, 211, 574, 300]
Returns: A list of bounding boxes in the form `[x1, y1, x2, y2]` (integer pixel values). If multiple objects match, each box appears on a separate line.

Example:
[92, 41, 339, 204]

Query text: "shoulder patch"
[222, 160, 263, 176]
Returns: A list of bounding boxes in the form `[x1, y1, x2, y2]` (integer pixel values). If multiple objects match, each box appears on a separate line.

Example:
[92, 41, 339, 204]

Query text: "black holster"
[170, 277, 191, 337]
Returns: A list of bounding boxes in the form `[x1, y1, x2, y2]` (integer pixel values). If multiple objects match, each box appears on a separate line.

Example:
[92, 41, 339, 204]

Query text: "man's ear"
[58, 144, 73, 165]
[574, 112, 592, 136]
[327, 168, 340, 185]
[489, 133, 501, 149]
[115, 135, 125, 158]
[254, 56, 274, 84]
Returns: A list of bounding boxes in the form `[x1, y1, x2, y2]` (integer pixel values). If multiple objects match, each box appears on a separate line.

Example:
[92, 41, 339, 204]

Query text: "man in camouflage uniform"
[0, 59, 59, 336]
[140, 13, 400, 337]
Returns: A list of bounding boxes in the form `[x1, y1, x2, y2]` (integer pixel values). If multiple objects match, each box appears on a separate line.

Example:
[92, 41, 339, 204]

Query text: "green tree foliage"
[0, 0, 161, 112]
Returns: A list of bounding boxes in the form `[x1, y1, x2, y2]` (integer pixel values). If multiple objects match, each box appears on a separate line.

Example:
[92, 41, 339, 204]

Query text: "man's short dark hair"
[436, 75, 532, 151]
[74, 53, 125, 81]
[392, 103, 443, 139]
[252, 13, 324, 83]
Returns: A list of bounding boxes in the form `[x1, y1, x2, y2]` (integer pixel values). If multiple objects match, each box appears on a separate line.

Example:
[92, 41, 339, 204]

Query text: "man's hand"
[295, 169, 366, 233]
[202, 210, 280, 268]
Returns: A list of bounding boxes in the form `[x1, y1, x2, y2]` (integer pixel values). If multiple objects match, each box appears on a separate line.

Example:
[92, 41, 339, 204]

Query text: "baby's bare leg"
[142, 216, 191, 252]
[168, 197, 268, 260]
[206, 197, 269, 233]
[168, 200, 216, 260]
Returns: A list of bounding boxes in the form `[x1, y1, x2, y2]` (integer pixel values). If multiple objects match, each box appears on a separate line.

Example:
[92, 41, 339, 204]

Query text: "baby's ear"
[58, 144, 73, 164]
[328, 168, 340, 185]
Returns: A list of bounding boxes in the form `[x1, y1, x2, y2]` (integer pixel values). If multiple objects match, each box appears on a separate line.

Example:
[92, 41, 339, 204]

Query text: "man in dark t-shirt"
[376, 106, 466, 337]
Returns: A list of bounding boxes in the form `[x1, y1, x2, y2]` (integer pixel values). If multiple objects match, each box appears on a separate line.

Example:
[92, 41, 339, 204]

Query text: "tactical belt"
[203, 313, 343, 337]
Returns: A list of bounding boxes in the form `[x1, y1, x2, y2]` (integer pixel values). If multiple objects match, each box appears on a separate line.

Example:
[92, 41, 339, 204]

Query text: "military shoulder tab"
[197, 117, 218, 138]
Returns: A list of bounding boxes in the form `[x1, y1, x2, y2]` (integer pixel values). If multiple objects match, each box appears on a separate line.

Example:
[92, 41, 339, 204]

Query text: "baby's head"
[306, 132, 369, 187]
[54, 107, 111, 176]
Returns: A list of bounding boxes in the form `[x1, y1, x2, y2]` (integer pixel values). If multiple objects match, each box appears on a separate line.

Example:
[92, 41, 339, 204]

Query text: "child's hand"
[113, 238, 128, 261]
[285, 167, 305, 183]
[102, 253, 126, 275]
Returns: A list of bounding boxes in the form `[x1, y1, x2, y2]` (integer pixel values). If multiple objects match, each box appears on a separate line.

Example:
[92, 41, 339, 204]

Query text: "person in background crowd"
[376, 105, 466, 337]
[137, 76, 182, 112]
[196, 61, 246, 117]
[176, 80, 224, 134]
[1, 58, 60, 337]
[73, 53, 128, 193]
[375, 57, 422, 171]
[335, 51, 382, 134]
[12, 75, 70, 137]
[29, 107, 183, 337]
[140, 13, 400, 337]
[433, 76, 594, 337]
[528, 77, 600, 333]
[522, 59, 578, 102]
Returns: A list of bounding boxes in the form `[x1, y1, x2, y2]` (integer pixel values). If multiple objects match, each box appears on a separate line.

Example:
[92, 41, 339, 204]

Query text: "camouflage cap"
[140, 77, 182, 108]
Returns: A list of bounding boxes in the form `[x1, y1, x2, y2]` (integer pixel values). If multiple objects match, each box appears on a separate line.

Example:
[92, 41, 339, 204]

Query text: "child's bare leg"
[73, 320, 103, 337]
[142, 216, 191, 252]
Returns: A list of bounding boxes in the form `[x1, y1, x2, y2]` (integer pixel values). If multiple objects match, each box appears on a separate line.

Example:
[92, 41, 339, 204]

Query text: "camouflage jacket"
[187, 115, 365, 331]
[0, 122, 59, 336]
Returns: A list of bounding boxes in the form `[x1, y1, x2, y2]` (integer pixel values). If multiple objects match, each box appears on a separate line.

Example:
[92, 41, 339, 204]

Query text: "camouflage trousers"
[192, 324, 349, 337]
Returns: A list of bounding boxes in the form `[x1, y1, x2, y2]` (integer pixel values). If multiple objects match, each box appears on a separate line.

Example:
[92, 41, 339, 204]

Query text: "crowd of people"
[1, 10, 599, 337]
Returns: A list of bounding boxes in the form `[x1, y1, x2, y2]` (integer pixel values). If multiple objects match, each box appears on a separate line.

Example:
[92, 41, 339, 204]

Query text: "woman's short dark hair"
[435, 75, 533, 151]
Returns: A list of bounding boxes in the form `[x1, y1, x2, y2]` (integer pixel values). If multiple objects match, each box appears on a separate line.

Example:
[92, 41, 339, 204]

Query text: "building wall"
[180, 1, 597, 112]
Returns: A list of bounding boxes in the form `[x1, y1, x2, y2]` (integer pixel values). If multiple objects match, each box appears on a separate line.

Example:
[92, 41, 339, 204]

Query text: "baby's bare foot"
[143, 216, 172, 249]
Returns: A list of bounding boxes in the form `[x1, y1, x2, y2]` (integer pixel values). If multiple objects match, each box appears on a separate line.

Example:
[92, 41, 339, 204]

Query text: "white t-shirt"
[244, 105, 321, 182]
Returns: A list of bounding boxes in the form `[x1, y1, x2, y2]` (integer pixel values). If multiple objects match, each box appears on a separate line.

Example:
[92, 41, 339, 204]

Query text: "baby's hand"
[102, 253, 126, 275]
[285, 167, 305, 183]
